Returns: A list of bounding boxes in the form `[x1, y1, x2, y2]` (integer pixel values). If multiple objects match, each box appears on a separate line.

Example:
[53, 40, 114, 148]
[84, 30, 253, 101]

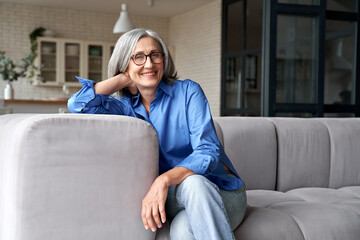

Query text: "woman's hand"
[141, 176, 168, 232]
[94, 73, 138, 95]
[123, 72, 138, 95]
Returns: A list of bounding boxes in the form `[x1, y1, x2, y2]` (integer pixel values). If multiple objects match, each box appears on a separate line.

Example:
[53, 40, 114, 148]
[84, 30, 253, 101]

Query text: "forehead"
[133, 36, 161, 53]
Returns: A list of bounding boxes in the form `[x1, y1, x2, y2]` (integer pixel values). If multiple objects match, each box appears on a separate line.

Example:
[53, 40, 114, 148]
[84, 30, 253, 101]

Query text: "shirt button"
[82, 103, 85, 106]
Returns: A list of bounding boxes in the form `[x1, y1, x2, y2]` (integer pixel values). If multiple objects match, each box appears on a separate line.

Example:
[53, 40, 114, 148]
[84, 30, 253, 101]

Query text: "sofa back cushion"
[213, 117, 277, 190]
[319, 119, 360, 189]
[269, 119, 331, 192]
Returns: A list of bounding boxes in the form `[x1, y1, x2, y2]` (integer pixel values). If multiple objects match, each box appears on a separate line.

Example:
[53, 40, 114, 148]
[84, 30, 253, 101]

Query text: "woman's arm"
[94, 73, 138, 95]
[141, 167, 195, 232]
[68, 74, 137, 114]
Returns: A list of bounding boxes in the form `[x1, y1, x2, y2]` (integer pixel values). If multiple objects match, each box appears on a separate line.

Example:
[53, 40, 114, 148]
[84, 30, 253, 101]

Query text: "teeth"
[142, 72, 155, 76]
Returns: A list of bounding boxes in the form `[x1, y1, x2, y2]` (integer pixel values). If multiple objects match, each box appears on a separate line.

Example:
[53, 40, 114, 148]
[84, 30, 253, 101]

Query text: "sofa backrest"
[214, 117, 360, 192]
[213, 117, 277, 190]
[318, 119, 360, 189]
[0, 114, 159, 240]
[268, 118, 331, 192]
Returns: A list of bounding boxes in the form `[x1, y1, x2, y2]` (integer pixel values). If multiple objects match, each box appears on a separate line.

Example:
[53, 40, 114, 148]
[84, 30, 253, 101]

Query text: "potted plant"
[0, 27, 46, 99]
[0, 51, 39, 99]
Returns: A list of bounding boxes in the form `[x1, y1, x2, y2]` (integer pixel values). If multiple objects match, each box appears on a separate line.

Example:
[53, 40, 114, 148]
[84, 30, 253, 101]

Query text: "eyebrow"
[133, 50, 161, 55]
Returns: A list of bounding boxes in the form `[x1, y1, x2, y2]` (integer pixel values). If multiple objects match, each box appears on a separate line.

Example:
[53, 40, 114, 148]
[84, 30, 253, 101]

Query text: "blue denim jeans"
[165, 174, 247, 240]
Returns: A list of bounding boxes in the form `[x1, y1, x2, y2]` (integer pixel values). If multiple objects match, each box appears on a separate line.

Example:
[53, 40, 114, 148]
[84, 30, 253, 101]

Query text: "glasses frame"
[131, 52, 165, 66]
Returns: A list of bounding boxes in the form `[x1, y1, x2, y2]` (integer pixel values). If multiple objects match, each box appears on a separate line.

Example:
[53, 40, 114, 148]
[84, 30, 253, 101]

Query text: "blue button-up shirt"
[68, 77, 244, 190]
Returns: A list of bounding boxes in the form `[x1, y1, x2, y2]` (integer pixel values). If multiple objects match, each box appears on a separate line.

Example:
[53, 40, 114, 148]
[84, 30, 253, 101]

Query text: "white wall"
[169, 0, 222, 116]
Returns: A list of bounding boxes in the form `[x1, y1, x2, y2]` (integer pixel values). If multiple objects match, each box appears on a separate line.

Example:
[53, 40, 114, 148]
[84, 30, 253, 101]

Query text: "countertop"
[4, 99, 68, 105]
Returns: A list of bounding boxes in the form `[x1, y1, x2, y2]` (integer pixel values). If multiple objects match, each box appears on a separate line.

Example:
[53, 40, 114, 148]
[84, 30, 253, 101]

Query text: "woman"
[68, 28, 246, 240]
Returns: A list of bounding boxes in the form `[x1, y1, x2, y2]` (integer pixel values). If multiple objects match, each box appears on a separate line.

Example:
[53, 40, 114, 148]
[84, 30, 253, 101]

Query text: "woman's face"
[126, 36, 164, 92]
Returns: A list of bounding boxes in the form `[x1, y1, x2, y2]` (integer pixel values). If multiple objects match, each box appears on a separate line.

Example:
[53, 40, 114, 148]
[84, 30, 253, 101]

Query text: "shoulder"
[172, 79, 202, 93]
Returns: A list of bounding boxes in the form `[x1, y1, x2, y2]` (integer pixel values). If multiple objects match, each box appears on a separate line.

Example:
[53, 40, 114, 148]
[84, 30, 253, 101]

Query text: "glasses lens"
[134, 54, 146, 65]
[151, 52, 164, 63]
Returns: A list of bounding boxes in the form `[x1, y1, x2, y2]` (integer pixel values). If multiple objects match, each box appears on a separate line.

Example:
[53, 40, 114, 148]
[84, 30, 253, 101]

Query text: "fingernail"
[145, 226, 148, 230]
[162, 219, 165, 223]
[151, 228, 156, 232]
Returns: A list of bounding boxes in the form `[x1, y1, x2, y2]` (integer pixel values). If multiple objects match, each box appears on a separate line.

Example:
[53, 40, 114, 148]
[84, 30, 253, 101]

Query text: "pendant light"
[113, 3, 135, 34]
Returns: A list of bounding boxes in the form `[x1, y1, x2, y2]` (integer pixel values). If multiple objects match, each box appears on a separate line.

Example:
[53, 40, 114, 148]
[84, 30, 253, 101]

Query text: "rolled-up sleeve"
[67, 77, 129, 115]
[175, 80, 221, 175]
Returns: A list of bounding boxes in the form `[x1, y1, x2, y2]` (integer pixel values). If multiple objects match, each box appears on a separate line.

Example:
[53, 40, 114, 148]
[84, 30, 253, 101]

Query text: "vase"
[4, 82, 13, 100]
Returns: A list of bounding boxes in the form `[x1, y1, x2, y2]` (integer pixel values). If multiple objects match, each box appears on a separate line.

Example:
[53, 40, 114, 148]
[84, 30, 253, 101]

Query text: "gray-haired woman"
[68, 28, 247, 239]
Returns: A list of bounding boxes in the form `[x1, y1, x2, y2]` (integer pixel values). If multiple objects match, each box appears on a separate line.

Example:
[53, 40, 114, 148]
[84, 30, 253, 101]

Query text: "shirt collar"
[131, 79, 174, 107]
[157, 79, 174, 98]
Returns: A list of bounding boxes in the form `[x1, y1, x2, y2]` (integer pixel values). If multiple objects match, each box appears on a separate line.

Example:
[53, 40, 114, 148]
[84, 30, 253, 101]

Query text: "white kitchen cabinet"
[35, 37, 114, 87]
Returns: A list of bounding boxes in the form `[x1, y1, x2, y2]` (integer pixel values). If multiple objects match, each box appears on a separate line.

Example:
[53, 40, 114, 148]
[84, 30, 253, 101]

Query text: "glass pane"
[275, 112, 314, 117]
[324, 112, 355, 117]
[227, 1, 244, 52]
[225, 57, 242, 108]
[327, 0, 358, 12]
[110, 46, 115, 58]
[40, 41, 56, 82]
[88, 45, 103, 82]
[244, 54, 261, 109]
[276, 15, 317, 103]
[65, 43, 80, 83]
[324, 20, 356, 105]
[277, 0, 319, 5]
[246, 0, 263, 49]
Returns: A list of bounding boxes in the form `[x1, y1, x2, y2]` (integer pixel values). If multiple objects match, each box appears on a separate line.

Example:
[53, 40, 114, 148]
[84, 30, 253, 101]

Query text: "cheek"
[127, 64, 140, 77]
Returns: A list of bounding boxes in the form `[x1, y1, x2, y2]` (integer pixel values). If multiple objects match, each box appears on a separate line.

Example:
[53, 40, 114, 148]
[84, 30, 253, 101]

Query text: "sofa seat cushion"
[286, 187, 360, 203]
[247, 190, 305, 208]
[237, 188, 360, 240]
[338, 186, 360, 198]
[234, 206, 305, 240]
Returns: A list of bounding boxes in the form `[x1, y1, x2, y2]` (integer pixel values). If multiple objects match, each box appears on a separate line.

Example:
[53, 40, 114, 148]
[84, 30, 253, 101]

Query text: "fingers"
[159, 203, 167, 224]
[146, 204, 157, 232]
[141, 202, 166, 232]
[152, 204, 162, 229]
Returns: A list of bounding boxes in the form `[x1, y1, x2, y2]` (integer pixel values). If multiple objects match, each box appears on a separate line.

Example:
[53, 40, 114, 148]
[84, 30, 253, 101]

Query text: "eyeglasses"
[131, 52, 165, 66]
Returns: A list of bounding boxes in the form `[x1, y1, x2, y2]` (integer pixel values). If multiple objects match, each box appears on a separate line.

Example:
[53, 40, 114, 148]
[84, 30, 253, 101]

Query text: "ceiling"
[0, 0, 216, 18]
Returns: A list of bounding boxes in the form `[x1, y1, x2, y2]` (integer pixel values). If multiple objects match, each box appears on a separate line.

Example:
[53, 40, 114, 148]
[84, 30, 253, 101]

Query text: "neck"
[139, 88, 157, 115]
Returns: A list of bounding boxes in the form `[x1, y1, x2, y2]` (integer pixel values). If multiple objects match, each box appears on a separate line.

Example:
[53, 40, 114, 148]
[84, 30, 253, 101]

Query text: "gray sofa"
[0, 114, 359, 240]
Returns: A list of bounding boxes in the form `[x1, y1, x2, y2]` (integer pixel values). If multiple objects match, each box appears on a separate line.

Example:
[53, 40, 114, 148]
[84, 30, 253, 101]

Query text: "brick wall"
[0, 2, 169, 100]
[0, 1, 222, 116]
[169, 0, 222, 116]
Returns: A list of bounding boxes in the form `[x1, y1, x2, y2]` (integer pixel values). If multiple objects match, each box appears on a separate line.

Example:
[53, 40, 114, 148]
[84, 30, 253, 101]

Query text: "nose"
[144, 55, 154, 68]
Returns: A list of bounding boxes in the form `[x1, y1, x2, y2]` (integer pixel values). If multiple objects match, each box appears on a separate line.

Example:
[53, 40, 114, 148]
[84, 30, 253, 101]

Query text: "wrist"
[116, 73, 128, 89]
[157, 174, 171, 188]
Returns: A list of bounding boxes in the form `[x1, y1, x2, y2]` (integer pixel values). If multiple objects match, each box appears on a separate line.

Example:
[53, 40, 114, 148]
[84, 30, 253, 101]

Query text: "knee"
[170, 210, 194, 240]
[179, 175, 219, 199]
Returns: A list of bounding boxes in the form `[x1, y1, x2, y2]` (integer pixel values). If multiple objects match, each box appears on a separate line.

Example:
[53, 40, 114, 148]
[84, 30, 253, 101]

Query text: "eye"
[134, 54, 145, 60]
[151, 52, 161, 58]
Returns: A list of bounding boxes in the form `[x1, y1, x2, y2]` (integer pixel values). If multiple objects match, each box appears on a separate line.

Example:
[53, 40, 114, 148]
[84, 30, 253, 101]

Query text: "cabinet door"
[63, 40, 83, 86]
[38, 39, 58, 85]
[85, 43, 104, 82]
[102, 44, 116, 80]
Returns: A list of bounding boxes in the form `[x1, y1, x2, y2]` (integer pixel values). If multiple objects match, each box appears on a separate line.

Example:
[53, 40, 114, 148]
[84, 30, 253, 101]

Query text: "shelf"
[42, 68, 56, 71]
[65, 69, 80, 73]
[41, 53, 56, 56]
[88, 55, 102, 59]
[88, 71, 102, 74]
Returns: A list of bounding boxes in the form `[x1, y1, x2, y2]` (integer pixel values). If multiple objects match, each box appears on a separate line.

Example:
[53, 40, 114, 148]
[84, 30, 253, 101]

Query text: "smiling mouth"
[141, 71, 157, 76]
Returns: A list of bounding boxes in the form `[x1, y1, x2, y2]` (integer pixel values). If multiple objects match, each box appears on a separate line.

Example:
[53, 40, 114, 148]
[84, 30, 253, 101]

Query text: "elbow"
[67, 97, 83, 113]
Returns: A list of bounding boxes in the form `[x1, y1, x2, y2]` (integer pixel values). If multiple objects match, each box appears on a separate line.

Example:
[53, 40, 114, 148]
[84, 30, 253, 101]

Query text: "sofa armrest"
[0, 114, 158, 240]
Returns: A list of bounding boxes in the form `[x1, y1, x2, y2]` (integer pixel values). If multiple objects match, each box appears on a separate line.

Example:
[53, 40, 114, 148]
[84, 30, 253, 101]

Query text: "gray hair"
[108, 29, 177, 95]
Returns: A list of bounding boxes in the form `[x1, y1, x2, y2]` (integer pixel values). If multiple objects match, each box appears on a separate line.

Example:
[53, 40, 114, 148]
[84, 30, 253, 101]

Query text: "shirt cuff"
[67, 77, 109, 113]
[175, 153, 215, 175]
